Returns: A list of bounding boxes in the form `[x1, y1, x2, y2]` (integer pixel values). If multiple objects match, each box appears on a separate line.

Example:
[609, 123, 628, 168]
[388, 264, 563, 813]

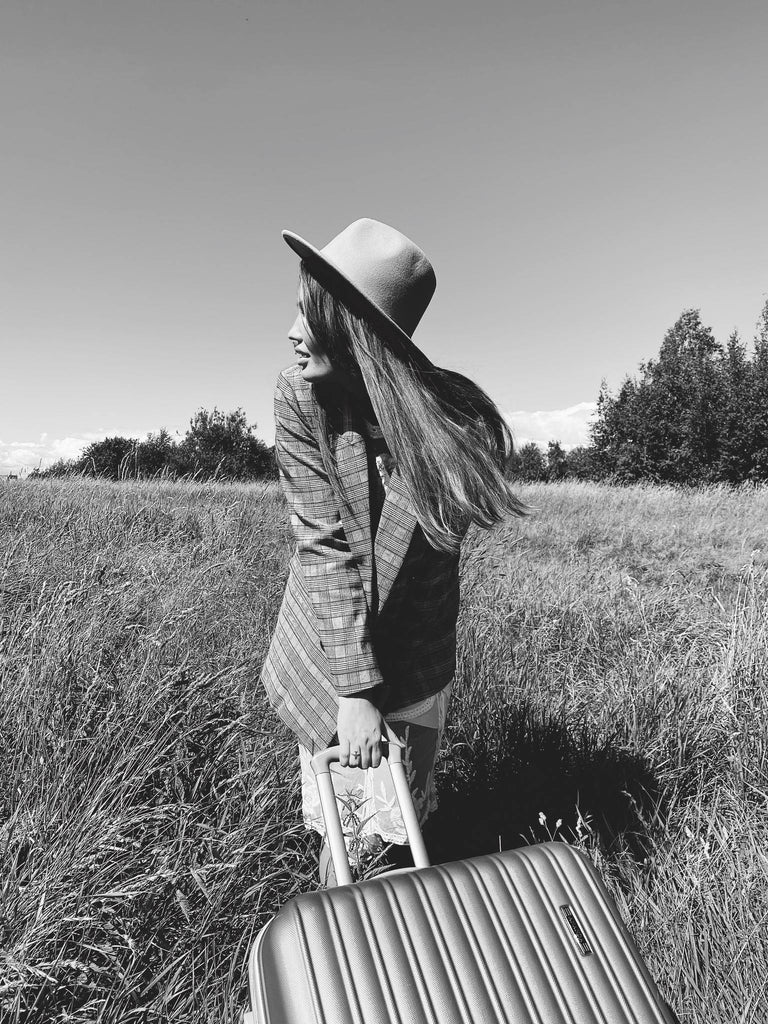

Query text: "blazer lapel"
[331, 405, 418, 617]
[333, 428, 374, 613]
[374, 463, 418, 614]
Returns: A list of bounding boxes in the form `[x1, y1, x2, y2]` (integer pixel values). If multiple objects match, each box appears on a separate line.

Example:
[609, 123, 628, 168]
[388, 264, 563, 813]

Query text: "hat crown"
[319, 219, 436, 338]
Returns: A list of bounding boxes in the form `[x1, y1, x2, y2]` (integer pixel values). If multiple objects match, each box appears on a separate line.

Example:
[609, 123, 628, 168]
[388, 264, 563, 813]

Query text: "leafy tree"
[643, 310, 723, 482]
[591, 310, 725, 483]
[747, 299, 768, 480]
[515, 442, 547, 482]
[35, 458, 77, 479]
[34, 409, 276, 482]
[590, 379, 652, 482]
[136, 429, 184, 478]
[504, 449, 521, 478]
[79, 436, 138, 479]
[263, 446, 278, 480]
[180, 407, 273, 480]
[566, 446, 597, 480]
[546, 440, 568, 481]
[717, 331, 751, 482]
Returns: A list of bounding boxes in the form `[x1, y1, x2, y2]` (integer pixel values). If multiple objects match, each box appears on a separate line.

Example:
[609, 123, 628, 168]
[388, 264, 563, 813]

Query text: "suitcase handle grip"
[310, 722, 431, 885]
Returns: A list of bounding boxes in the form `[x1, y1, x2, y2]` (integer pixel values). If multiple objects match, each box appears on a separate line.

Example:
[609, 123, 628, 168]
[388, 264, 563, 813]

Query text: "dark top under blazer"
[260, 365, 466, 753]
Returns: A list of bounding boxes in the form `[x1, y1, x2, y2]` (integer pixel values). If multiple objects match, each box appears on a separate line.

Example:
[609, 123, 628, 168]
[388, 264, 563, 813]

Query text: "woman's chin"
[300, 364, 332, 385]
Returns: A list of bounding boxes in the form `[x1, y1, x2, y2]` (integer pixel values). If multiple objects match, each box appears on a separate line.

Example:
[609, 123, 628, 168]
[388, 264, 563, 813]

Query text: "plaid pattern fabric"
[260, 365, 465, 753]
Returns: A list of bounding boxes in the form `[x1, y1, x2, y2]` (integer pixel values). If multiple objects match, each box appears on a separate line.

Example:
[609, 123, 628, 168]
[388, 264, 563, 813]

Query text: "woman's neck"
[344, 379, 378, 427]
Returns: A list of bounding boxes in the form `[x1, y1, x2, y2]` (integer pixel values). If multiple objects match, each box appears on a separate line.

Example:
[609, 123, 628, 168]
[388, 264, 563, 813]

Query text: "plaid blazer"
[260, 365, 465, 753]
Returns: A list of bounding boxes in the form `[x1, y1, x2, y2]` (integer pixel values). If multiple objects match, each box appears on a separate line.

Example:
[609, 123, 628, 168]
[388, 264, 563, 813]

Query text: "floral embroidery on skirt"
[298, 679, 453, 850]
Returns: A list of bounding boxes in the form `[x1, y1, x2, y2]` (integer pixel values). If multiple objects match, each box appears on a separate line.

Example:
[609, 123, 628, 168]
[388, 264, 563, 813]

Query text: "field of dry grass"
[1, 477, 767, 1022]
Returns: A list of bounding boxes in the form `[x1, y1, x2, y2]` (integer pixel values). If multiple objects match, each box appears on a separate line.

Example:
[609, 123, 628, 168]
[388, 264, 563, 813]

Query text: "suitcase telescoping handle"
[310, 723, 431, 885]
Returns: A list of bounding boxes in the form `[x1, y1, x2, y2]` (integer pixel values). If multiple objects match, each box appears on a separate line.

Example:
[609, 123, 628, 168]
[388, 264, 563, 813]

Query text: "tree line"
[509, 298, 768, 485]
[36, 408, 277, 482]
[589, 299, 768, 484]
[34, 296, 768, 487]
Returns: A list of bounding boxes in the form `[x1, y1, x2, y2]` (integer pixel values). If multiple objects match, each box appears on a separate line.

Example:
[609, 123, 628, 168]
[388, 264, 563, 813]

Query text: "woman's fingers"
[355, 732, 377, 771]
[360, 734, 383, 771]
[370, 733, 383, 770]
[339, 736, 350, 768]
[335, 718, 404, 772]
[339, 734, 383, 771]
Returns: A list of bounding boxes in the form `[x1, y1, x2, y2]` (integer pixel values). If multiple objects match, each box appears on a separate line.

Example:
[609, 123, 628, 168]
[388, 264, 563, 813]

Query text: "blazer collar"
[332, 411, 417, 615]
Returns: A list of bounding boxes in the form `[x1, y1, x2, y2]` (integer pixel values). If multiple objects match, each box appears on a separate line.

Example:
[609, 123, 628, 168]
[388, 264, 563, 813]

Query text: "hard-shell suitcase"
[245, 734, 676, 1024]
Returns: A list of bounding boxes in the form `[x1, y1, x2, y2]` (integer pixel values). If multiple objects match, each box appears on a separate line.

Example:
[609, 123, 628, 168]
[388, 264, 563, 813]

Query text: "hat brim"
[282, 229, 432, 369]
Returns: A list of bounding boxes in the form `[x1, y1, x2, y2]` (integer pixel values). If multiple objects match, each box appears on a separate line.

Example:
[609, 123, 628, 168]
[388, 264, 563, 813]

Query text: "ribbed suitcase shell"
[248, 841, 675, 1024]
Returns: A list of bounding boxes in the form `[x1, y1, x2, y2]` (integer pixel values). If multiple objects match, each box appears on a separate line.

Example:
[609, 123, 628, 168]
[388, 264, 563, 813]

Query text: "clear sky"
[2, 0, 767, 473]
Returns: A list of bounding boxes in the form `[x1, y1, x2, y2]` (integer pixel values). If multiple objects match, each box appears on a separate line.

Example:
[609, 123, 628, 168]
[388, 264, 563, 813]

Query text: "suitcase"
[245, 732, 677, 1024]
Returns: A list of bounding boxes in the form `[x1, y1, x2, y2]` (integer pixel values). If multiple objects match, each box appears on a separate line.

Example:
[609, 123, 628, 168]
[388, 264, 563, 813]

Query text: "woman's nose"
[288, 314, 304, 344]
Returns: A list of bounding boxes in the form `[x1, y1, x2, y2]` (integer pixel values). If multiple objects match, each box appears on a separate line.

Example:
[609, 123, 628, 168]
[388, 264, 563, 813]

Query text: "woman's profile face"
[289, 284, 346, 387]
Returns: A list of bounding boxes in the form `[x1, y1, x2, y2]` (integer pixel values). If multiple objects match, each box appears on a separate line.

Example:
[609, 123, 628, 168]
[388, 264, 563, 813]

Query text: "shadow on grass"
[423, 699, 664, 866]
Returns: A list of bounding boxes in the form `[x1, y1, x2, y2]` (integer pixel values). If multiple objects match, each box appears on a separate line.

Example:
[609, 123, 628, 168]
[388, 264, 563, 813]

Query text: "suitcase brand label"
[560, 904, 593, 957]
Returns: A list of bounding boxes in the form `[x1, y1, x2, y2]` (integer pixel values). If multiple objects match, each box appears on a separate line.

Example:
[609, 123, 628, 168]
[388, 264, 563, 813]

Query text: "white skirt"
[298, 680, 453, 848]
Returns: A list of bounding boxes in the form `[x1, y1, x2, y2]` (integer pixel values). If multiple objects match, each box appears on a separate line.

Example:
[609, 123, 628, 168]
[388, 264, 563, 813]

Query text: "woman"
[260, 218, 524, 885]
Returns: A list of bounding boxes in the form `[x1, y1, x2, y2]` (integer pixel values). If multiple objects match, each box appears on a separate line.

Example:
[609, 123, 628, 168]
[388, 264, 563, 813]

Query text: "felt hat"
[282, 218, 436, 366]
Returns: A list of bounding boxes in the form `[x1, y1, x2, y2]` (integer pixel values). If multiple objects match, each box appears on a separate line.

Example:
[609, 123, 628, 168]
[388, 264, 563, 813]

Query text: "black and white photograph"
[1, 1, 767, 1021]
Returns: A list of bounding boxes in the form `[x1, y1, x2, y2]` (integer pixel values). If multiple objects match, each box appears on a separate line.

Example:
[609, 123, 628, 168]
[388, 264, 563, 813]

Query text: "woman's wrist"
[338, 693, 373, 704]
[338, 685, 386, 707]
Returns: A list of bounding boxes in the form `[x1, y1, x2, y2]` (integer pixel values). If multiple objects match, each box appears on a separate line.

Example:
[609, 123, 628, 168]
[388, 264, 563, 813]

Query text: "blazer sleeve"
[273, 370, 385, 698]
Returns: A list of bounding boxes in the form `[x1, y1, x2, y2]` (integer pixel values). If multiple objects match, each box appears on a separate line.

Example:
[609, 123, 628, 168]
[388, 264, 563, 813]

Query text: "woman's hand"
[337, 695, 387, 770]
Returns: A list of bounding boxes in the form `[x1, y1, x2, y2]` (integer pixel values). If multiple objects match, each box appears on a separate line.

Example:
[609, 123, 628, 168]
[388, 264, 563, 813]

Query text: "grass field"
[1, 477, 767, 1022]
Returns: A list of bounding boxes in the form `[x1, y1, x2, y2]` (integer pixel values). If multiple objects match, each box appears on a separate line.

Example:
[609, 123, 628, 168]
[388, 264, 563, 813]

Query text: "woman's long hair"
[300, 262, 526, 553]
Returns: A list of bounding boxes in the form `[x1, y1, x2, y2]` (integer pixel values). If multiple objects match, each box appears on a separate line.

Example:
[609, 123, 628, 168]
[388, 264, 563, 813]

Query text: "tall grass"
[1, 477, 766, 1022]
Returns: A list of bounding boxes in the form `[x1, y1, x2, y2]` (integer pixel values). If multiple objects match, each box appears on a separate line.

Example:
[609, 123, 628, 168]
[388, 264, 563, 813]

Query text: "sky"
[2, 0, 767, 474]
